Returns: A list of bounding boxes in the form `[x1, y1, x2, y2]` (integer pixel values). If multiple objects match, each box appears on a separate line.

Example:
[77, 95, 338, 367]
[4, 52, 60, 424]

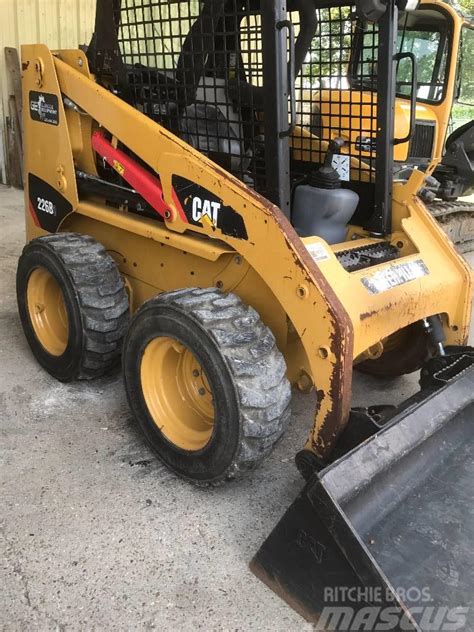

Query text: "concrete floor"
[0, 185, 472, 630]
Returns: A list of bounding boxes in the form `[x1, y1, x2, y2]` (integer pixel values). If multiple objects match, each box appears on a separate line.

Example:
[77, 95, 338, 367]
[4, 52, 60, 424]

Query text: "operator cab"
[87, 0, 422, 244]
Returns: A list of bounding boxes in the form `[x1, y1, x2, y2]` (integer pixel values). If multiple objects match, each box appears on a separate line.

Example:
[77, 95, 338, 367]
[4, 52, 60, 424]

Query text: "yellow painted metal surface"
[0, 0, 96, 182]
[312, 90, 439, 164]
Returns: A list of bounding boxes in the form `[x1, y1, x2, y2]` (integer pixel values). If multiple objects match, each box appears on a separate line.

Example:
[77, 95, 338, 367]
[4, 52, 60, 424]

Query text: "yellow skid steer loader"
[18, 0, 473, 627]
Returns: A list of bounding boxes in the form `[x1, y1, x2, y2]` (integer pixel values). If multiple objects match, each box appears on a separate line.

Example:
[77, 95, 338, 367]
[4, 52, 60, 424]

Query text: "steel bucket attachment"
[251, 349, 474, 630]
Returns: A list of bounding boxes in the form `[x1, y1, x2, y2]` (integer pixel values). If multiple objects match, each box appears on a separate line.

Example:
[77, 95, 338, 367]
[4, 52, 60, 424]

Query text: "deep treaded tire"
[17, 233, 129, 381]
[429, 200, 474, 253]
[123, 288, 292, 484]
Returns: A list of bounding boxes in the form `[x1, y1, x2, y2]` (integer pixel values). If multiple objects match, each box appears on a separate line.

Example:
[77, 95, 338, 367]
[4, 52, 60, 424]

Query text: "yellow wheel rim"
[26, 267, 69, 356]
[140, 337, 215, 451]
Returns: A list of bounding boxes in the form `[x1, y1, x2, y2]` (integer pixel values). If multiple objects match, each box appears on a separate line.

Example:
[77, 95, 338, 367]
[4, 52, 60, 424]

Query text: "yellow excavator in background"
[306, 0, 474, 249]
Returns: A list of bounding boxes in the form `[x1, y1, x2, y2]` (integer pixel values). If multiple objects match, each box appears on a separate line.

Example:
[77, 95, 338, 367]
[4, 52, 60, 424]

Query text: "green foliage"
[396, 30, 447, 99]
[301, 7, 353, 83]
[458, 0, 474, 16]
[458, 27, 474, 109]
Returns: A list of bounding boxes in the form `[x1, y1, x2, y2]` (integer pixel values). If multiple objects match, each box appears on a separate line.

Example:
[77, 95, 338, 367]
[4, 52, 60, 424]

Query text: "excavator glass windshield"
[354, 6, 451, 103]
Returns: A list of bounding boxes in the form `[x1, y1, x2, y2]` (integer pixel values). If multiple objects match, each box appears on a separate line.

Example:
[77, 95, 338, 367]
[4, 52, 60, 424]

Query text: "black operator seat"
[175, 0, 255, 176]
[174, 0, 318, 177]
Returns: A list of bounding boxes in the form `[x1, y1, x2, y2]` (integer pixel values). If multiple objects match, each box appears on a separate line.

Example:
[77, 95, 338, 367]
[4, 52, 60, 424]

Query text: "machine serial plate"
[306, 242, 330, 262]
[362, 259, 429, 294]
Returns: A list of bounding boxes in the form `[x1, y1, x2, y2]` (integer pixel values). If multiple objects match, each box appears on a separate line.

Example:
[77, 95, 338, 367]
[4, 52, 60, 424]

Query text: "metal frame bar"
[261, 1, 292, 215]
[365, 0, 398, 235]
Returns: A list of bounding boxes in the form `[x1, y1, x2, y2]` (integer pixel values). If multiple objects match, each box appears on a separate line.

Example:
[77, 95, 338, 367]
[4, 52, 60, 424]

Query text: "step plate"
[336, 242, 399, 272]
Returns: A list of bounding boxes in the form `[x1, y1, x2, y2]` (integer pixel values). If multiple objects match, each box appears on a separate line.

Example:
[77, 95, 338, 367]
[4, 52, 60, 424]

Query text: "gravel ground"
[1, 185, 472, 630]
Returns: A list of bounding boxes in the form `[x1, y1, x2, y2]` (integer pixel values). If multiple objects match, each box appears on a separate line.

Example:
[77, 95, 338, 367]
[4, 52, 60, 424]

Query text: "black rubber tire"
[123, 287, 292, 484]
[17, 233, 129, 382]
[356, 322, 429, 378]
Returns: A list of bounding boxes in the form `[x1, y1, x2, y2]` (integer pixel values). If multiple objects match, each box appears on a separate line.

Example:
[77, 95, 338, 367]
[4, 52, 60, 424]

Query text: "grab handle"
[277, 19, 296, 138]
[394, 51, 417, 145]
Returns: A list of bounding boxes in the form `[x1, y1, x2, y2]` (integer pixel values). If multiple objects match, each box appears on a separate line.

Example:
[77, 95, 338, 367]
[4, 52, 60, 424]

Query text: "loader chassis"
[21, 0, 471, 460]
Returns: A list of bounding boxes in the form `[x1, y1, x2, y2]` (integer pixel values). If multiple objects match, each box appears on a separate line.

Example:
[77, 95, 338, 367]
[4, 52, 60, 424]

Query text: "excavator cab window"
[457, 26, 474, 108]
[396, 24, 448, 101]
[353, 6, 452, 103]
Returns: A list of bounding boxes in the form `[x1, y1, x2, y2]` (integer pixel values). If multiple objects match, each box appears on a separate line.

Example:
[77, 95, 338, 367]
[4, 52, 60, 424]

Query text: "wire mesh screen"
[113, 1, 383, 207]
[115, 0, 267, 195]
[291, 6, 378, 186]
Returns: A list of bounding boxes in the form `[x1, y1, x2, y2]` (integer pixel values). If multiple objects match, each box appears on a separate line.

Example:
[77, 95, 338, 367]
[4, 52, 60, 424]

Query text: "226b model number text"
[37, 197, 56, 216]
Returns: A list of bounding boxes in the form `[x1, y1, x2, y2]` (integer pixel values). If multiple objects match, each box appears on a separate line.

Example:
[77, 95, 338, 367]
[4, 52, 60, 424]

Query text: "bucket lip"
[251, 350, 474, 631]
[316, 360, 474, 506]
